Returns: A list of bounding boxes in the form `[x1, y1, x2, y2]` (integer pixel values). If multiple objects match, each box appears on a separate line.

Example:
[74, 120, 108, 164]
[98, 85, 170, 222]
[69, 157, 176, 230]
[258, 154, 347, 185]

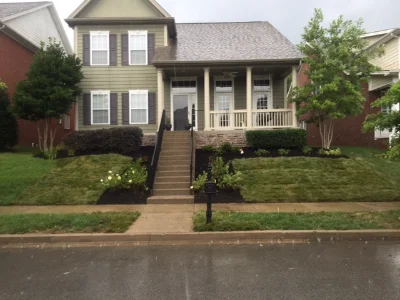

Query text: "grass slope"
[0, 152, 56, 205]
[0, 212, 140, 234]
[14, 154, 132, 205]
[193, 211, 400, 232]
[233, 147, 400, 202]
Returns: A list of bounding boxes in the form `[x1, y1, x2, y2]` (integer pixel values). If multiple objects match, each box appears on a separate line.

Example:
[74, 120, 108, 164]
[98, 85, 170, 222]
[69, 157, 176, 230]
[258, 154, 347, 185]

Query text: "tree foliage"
[290, 9, 381, 149]
[0, 81, 18, 149]
[14, 39, 83, 153]
[364, 81, 400, 135]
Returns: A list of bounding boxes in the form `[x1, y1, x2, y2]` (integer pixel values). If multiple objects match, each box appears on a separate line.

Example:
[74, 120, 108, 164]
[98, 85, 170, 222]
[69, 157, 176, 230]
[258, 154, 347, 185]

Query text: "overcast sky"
[2, 0, 400, 47]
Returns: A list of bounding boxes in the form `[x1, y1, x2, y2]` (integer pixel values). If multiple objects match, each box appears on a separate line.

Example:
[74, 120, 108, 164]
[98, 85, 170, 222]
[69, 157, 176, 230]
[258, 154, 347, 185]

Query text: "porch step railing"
[209, 109, 293, 129]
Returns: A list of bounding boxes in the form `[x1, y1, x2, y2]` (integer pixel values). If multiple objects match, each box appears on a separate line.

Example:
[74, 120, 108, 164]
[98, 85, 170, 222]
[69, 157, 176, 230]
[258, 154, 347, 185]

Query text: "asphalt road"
[0, 242, 399, 300]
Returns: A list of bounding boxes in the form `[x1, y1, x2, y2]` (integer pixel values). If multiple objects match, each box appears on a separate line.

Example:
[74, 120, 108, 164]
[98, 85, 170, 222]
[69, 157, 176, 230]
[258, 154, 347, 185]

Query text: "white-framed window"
[215, 80, 233, 92]
[91, 91, 110, 125]
[129, 90, 148, 124]
[254, 76, 271, 91]
[254, 93, 271, 110]
[129, 31, 148, 65]
[90, 31, 109, 66]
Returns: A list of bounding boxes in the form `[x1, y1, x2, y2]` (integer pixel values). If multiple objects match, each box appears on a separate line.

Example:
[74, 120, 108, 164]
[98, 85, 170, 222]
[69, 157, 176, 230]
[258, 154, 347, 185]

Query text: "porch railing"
[209, 109, 293, 129]
[147, 109, 166, 193]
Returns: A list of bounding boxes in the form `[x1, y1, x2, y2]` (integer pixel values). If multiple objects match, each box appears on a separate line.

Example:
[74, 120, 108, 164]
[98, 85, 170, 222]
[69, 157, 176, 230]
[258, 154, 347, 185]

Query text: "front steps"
[147, 131, 194, 204]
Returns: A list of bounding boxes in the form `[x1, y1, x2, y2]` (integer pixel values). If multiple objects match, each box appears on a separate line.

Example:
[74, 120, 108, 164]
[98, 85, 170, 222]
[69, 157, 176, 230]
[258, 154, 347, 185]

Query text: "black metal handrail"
[190, 104, 196, 188]
[147, 110, 166, 192]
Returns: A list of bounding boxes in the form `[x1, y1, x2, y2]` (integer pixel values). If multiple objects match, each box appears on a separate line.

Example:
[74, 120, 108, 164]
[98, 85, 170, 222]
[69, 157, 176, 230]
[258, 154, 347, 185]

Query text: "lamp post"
[204, 163, 217, 224]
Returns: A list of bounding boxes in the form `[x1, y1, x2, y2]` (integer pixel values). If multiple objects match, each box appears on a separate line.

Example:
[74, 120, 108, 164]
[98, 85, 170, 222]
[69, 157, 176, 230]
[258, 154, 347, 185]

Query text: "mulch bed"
[97, 189, 150, 205]
[195, 189, 245, 204]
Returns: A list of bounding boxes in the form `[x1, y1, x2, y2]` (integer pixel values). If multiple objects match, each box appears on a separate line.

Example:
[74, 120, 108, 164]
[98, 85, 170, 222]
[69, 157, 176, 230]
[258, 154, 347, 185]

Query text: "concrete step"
[156, 170, 191, 177]
[164, 132, 191, 136]
[153, 188, 191, 196]
[156, 176, 191, 183]
[158, 161, 190, 167]
[158, 155, 191, 162]
[147, 195, 194, 204]
[161, 150, 192, 156]
[162, 145, 191, 151]
[157, 165, 190, 172]
[154, 182, 190, 190]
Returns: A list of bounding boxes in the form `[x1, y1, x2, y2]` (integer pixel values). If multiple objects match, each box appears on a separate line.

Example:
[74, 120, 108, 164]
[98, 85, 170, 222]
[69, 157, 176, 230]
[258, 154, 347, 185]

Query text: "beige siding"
[363, 35, 384, 46]
[77, 25, 164, 133]
[197, 78, 205, 130]
[370, 38, 399, 70]
[234, 76, 247, 110]
[79, 0, 164, 18]
[370, 76, 394, 91]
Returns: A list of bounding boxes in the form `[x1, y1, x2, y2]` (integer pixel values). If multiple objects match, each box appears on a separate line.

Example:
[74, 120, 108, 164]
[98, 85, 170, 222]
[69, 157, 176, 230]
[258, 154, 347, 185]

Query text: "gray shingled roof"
[154, 22, 303, 63]
[0, 1, 49, 19]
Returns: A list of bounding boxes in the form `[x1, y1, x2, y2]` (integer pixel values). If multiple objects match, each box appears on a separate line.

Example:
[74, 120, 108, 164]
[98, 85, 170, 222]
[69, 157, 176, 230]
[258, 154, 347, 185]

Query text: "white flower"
[190, 186, 194, 189]
[100, 179, 103, 182]
[132, 170, 135, 174]
[108, 176, 112, 180]
[118, 176, 121, 180]
[240, 148, 244, 155]
[129, 180, 132, 183]
[109, 171, 112, 174]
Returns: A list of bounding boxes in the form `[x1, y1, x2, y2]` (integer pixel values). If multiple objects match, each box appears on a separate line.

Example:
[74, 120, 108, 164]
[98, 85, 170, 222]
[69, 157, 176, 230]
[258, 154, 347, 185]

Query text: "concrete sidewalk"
[0, 202, 399, 215]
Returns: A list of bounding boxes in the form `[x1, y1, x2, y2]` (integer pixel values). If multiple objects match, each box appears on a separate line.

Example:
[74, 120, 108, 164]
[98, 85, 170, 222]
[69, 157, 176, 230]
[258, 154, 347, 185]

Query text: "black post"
[206, 163, 213, 224]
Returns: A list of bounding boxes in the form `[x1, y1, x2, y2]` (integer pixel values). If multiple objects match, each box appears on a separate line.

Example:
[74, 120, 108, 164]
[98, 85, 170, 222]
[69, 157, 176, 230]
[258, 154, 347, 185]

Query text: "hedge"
[64, 127, 143, 155]
[246, 129, 307, 149]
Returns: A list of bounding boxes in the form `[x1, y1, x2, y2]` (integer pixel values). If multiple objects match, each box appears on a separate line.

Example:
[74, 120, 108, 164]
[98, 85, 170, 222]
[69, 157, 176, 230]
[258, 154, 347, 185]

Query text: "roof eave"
[47, 4, 73, 55]
[0, 21, 38, 53]
[365, 28, 400, 51]
[153, 58, 303, 67]
[0, 2, 51, 22]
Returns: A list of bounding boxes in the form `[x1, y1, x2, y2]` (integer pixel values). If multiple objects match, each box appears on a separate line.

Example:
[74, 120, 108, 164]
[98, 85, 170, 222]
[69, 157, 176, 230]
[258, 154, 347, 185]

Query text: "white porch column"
[246, 67, 253, 129]
[204, 67, 211, 130]
[157, 69, 164, 127]
[291, 65, 299, 128]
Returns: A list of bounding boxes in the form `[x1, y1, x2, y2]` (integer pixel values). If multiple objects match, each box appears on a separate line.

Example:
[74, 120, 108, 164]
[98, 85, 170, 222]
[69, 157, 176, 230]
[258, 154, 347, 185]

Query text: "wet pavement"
[0, 242, 399, 300]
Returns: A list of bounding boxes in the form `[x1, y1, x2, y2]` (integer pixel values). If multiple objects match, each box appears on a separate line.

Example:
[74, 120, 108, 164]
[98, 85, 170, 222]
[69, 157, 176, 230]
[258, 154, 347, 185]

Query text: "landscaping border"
[1, 230, 400, 247]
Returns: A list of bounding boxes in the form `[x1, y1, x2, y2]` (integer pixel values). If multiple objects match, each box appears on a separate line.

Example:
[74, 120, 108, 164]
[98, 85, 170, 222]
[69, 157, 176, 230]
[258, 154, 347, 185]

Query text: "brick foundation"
[142, 134, 156, 146]
[195, 131, 247, 149]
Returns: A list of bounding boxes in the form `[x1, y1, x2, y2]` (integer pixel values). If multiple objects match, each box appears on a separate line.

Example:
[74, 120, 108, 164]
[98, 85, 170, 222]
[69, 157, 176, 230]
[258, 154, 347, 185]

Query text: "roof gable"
[69, 0, 171, 19]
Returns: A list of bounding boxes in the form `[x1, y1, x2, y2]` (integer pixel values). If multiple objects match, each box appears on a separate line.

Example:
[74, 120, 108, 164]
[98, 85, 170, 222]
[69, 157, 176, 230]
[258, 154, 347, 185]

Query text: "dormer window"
[90, 31, 109, 66]
[129, 31, 148, 65]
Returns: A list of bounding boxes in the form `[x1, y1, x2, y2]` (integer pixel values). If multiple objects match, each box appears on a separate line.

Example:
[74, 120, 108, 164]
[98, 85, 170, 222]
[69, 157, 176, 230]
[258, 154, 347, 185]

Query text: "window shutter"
[148, 92, 156, 124]
[109, 34, 117, 66]
[83, 93, 91, 125]
[148, 33, 155, 65]
[83, 34, 90, 66]
[110, 93, 118, 125]
[122, 93, 130, 125]
[121, 34, 129, 66]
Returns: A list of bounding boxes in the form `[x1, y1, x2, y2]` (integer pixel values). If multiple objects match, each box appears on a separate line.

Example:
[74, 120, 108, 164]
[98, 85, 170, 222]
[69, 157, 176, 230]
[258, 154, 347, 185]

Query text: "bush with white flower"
[100, 159, 148, 192]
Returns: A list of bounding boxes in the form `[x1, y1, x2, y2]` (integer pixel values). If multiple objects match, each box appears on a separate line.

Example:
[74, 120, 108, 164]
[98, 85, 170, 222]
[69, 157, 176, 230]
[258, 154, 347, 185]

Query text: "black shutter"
[110, 93, 118, 125]
[109, 34, 117, 66]
[148, 92, 156, 124]
[148, 33, 155, 65]
[83, 93, 91, 125]
[83, 35, 90, 66]
[121, 34, 129, 66]
[122, 93, 129, 125]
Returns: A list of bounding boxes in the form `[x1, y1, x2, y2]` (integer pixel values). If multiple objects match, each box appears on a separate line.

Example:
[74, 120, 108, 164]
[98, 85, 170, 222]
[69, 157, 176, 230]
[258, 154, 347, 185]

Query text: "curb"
[1, 230, 400, 247]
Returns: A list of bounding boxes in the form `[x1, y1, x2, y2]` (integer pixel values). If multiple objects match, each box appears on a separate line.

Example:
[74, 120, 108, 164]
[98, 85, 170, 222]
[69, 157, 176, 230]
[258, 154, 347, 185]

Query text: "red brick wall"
[0, 32, 74, 146]
[298, 64, 388, 149]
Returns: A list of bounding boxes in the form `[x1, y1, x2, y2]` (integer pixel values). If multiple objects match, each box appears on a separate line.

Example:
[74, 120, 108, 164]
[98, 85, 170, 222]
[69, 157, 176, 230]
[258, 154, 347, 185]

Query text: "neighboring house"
[0, 1, 74, 146]
[302, 28, 400, 148]
[65, 0, 303, 146]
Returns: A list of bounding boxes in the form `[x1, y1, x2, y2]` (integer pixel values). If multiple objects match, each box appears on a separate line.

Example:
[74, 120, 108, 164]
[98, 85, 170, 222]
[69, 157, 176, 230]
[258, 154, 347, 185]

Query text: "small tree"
[0, 80, 18, 149]
[290, 9, 380, 149]
[14, 39, 83, 153]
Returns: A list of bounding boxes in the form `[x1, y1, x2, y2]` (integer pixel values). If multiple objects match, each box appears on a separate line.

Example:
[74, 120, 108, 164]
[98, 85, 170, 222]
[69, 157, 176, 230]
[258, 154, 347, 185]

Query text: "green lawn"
[0, 212, 140, 234]
[193, 211, 400, 232]
[0, 152, 56, 205]
[0, 153, 132, 206]
[233, 147, 400, 203]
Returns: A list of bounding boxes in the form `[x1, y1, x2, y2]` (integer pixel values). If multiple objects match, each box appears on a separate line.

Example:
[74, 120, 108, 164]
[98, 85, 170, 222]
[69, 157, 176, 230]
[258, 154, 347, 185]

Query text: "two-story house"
[303, 28, 400, 148]
[66, 0, 303, 147]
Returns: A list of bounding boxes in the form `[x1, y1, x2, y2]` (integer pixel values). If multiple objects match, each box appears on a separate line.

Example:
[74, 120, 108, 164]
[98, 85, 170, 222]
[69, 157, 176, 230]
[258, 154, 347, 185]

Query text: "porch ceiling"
[162, 64, 294, 78]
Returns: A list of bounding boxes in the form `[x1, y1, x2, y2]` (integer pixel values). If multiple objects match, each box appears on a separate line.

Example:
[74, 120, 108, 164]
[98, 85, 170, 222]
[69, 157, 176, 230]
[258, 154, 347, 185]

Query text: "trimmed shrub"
[246, 129, 307, 149]
[64, 127, 143, 155]
[0, 87, 18, 149]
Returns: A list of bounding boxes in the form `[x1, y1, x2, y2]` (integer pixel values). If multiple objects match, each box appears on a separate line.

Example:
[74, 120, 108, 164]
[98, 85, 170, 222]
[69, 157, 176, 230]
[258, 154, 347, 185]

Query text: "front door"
[173, 95, 189, 131]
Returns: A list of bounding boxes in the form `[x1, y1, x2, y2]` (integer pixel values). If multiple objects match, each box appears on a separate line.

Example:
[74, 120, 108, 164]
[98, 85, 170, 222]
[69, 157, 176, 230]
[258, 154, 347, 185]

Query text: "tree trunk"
[318, 118, 334, 150]
[43, 119, 49, 153]
[36, 123, 43, 152]
[49, 125, 57, 152]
